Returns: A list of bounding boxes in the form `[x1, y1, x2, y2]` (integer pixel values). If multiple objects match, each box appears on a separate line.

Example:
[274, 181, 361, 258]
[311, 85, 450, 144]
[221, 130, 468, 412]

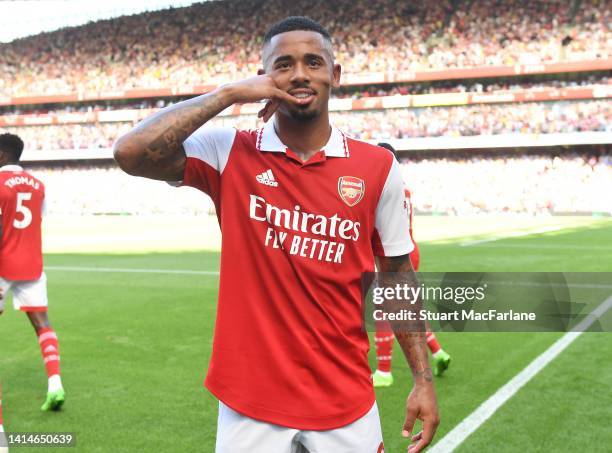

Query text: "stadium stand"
[0, 0, 609, 97]
[400, 151, 612, 215]
[33, 165, 213, 216]
[1, 74, 609, 115]
[1, 0, 610, 215]
[4, 100, 610, 150]
[29, 151, 611, 216]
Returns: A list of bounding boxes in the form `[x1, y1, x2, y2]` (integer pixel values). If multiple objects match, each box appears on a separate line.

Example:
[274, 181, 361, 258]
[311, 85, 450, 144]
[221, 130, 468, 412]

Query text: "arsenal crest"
[338, 176, 365, 207]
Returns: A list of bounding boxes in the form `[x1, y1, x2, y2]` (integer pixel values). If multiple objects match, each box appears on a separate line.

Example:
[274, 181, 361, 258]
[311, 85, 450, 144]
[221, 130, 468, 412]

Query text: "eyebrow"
[272, 55, 293, 65]
[272, 53, 326, 66]
[304, 53, 325, 62]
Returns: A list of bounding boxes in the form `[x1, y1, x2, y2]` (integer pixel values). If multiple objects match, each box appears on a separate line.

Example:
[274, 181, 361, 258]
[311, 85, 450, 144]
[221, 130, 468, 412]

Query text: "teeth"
[294, 93, 312, 99]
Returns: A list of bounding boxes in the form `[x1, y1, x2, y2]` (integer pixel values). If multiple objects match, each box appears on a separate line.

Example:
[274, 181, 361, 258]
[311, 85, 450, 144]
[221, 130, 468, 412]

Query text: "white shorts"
[215, 401, 384, 453]
[0, 423, 6, 453]
[0, 272, 48, 313]
[0, 428, 7, 453]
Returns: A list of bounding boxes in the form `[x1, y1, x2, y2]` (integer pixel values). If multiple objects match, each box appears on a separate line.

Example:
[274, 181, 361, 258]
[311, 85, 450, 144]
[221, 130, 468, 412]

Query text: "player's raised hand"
[402, 382, 440, 452]
[223, 75, 309, 122]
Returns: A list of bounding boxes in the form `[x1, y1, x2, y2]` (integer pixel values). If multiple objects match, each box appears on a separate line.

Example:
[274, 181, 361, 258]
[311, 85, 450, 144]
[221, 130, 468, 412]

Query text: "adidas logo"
[256, 169, 279, 187]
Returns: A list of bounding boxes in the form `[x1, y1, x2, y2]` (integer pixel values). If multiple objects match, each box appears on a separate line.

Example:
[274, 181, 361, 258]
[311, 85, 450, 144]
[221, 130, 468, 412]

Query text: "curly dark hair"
[0, 133, 24, 163]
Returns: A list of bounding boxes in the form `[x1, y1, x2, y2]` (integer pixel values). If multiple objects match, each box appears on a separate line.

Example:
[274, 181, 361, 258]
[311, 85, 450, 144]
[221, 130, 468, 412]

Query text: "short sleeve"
[180, 126, 237, 196]
[373, 159, 414, 257]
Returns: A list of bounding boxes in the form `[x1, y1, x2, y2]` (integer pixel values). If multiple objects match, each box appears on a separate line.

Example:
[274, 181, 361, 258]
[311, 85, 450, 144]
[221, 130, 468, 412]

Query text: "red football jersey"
[180, 123, 413, 430]
[405, 188, 420, 270]
[0, 165, 45, 281]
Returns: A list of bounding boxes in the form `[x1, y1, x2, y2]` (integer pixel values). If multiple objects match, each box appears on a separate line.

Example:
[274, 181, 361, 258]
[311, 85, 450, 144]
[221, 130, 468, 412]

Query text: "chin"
[288, 106, 319, 121]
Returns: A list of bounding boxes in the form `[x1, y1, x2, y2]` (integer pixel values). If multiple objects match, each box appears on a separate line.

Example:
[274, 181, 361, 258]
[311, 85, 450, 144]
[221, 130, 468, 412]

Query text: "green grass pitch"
[1, 218, 611, 452]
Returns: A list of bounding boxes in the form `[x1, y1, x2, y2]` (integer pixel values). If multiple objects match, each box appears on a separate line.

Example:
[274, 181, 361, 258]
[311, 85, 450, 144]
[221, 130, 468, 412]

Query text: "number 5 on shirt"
[14, 192, 33, 229]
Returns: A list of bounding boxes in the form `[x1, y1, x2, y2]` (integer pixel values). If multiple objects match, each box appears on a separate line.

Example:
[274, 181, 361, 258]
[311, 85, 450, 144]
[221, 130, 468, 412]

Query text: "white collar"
[256, 119, 349, 158]
[0, 165, 23, 172]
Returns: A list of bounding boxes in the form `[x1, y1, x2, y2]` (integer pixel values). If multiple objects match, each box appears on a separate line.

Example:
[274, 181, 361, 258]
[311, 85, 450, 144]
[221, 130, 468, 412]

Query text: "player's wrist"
[412, 368, 435, 386]
[214, 84, 240, 107]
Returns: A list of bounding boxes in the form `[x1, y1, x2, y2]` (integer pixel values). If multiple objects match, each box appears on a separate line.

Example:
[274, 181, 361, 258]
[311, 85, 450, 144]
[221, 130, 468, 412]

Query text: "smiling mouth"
[290, 90, 316, 105]
[295, 93, 312, 99]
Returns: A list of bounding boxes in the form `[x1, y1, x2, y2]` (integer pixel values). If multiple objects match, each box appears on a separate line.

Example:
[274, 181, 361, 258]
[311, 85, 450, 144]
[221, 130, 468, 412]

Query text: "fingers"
[256, 89, 308, 123]
[271, 88, 305, 106]
[402, 409, 417, 439]
[420, 414, 438, 446]
[408, 416, 439, 453]
[258, 99, 280, 123]
[408, 437, 428, 452]
[408, 437, 430, 453]
[257, 102, 270, 119]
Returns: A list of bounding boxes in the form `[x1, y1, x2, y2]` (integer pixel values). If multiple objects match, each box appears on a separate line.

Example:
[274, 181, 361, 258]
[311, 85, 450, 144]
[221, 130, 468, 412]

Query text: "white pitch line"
[466, 244, 612, 250]
[460, 225, 566, 247]
[429, 293, 612, 453]
[45, 265, 219, 276]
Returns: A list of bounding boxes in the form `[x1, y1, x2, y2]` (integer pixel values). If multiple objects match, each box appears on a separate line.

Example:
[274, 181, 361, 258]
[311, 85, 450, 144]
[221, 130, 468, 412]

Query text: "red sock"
[37, 327, 61, 378]
[375, 321, 394, 372]
[426, 330, 441, 355]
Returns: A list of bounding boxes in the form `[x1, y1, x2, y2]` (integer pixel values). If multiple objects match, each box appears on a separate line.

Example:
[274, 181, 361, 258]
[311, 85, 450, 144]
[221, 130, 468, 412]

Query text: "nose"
[290, 62, 310, 85]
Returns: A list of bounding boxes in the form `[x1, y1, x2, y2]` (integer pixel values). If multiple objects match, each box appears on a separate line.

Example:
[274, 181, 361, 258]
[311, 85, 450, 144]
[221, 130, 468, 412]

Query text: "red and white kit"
[404, 188, 420, 270]
[180, 120, 412, 445]
[0, 165, 48, 312]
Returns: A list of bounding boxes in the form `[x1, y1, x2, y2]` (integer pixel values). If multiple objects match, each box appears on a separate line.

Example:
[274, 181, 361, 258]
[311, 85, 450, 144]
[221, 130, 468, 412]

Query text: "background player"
[372, 142, 451, 387]
[0, 133, 65, 411]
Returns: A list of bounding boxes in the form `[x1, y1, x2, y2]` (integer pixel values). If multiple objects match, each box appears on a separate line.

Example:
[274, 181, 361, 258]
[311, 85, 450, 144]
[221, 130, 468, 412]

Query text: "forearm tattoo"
[378, 255, 433, 383]
[134, 92, 227, 171]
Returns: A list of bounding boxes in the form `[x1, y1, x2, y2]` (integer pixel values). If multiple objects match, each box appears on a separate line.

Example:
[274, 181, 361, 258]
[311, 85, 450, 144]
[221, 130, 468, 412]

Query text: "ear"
[257, 68, 265, 76]
[331, 63, 342, 89]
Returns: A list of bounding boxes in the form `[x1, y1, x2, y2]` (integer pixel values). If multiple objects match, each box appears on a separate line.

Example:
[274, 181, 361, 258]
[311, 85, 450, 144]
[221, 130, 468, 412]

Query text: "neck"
[275, 111, 331, 161]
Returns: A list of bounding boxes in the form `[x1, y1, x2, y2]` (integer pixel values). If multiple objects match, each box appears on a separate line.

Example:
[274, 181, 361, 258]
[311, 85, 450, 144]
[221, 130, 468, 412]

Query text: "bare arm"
[113, 90, 230, 181]
[377, 254, 439, 453]
[378, 255, 432, 382]
[113, 76, 306, 181]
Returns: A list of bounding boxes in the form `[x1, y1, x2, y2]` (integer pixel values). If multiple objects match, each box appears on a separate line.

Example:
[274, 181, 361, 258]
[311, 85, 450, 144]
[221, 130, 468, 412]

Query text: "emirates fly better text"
[249, 194, 359, 263]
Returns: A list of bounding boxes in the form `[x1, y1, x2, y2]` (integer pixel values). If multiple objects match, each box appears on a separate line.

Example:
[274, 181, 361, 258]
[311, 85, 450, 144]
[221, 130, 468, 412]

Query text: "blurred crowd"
[0, 0, 609, 97]
[335, 75, 611, 99]
[331, 100, 611, 140]
[37, 165, 214, 216]
[4, 123, 127, 151]
[6, 100, 609, 151]
[29, 152, 612, 215]
[4, 74, 609, 116]
[401, 153, 612, 214]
